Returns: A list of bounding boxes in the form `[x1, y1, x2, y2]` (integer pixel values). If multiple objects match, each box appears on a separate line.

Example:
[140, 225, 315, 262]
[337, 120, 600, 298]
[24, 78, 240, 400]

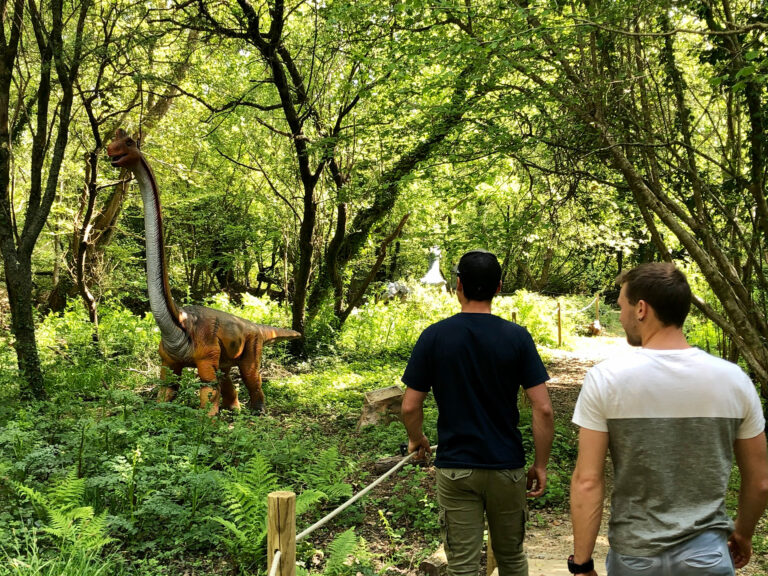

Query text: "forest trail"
[523, 336, 628, 575]
[523, 335, 763, 576]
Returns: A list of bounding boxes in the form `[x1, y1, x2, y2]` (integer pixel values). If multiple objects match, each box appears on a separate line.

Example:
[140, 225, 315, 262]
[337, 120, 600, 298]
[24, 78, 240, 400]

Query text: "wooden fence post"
[595, 292, 600, 322]
[511, 310, 518, 324]
[557, 300, 562, 347]
[267, 491, 296, 576]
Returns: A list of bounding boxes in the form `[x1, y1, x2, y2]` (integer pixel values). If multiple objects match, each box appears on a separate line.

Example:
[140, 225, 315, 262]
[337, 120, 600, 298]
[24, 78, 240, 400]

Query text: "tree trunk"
[0, 0, 89, 398]
[75, 151, 101, 343]
[4, 255, 45, 399]
[307, 64, 482, 318]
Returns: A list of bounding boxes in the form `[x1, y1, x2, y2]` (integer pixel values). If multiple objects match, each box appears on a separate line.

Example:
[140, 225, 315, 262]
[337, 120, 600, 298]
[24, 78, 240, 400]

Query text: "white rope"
[268, 550, 282, 576]
[549, 296, 599, 319]
[296, 445, 437, 542]
[573, 295, 599, 314]
[268, 446, 438, 575]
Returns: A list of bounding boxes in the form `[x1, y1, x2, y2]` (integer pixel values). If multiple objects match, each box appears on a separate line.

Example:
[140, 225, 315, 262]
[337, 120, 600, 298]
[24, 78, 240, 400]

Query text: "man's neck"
[460, 299, 493, 314]
[641, 324, 691, 350]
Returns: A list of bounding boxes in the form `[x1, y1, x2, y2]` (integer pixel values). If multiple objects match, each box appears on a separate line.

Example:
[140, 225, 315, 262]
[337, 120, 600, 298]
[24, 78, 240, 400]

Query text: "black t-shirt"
[402, 313, 549, 469]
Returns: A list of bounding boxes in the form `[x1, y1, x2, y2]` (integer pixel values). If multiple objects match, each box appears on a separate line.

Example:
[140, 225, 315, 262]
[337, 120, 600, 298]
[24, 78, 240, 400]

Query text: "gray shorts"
[607, 530, 734, 576]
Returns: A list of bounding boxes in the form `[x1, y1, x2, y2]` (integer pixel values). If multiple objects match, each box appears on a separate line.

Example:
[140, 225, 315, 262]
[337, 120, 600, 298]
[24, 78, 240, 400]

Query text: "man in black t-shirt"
[402, 250, 554, 576]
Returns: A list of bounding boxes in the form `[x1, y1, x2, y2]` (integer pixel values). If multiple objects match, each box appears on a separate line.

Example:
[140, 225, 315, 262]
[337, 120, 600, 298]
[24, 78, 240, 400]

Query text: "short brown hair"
[617, 263, 691, 327]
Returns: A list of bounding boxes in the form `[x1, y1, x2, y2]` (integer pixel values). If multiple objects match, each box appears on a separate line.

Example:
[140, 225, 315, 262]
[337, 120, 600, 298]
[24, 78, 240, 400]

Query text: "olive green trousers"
[436, 467, 528, 576]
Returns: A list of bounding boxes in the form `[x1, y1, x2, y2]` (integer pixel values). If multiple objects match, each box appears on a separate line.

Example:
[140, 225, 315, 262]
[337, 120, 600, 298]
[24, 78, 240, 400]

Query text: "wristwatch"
[567, 555, 594, 574]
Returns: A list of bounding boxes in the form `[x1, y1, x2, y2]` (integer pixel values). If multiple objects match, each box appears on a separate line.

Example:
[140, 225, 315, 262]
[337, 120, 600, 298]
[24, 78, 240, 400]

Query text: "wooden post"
[511, 310, 518, 323]
[267, 491, 296, 576]
[595, 292, 600, 322]
[557, 300, 562, 347]
[487, 530, 497, 576]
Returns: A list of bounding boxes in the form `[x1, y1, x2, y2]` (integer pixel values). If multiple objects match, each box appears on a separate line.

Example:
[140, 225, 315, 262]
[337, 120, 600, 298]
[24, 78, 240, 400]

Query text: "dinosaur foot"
[199, 386, 220, 417]
[157, 386, 178, 402]
[249, 401, 265, 414]
[221, 400, 242, 412]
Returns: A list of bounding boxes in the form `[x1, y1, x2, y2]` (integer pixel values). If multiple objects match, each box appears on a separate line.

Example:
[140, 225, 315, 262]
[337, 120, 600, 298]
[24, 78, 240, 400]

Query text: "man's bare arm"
[401, 387, 430, 458]
[729, 432, 768, 569]
[525, 383, 554, 497]
[571, 427, 608, 573]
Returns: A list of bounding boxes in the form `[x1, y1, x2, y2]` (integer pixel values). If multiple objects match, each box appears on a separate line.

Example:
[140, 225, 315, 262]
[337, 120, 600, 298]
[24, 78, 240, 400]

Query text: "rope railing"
[545, 293, 603, 347]
[269, 550, 282, 576]
[297, 445, 436, 541]
[547, 294, 600, 317]
[573, 294, 599, 314]
[267, 446, 438, 576]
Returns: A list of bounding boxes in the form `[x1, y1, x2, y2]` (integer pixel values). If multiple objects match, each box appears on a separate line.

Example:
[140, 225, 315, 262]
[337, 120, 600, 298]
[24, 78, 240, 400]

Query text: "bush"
[336, 283, 583, 356]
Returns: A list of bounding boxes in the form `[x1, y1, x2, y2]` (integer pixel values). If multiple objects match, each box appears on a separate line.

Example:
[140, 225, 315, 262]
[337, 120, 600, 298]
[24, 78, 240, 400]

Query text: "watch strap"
[567, 555, 594, 574]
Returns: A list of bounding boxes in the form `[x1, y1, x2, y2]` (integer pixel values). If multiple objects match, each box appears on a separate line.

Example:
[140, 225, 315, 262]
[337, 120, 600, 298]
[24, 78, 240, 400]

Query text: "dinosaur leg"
[158, 362, 182, 402]
[196, 361, 221, 416]
[239, 338, 265, 413]
[219, 368, 241, 411]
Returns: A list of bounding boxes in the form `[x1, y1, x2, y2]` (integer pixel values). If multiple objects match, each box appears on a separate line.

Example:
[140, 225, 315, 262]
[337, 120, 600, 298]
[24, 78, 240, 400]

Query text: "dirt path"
[525, 336, 764, 576]
[523, 336, 625, 574]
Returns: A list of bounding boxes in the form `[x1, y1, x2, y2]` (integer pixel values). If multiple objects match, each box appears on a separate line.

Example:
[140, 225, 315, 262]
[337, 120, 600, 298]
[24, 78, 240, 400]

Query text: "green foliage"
[299, 447, 353, 503]
[337, 284, 456, 357]
[380, 465, 439, 536]
[297, 529, 373, 576]
[319, 528, 358, 576]
[496, 290, 562, 347]
[208, 454, 279, 570]
[335, 283, 597, 357]
[520, 416, 578, 510]
[209, 454, 325, 570]
[13, 471, 114, 553]
[204, 293, 292, 330]
[0, 533, 126, 576]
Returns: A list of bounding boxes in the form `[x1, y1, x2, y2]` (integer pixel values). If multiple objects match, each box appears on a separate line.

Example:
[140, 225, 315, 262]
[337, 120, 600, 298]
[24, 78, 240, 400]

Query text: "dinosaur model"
[106, 129, 300, 415]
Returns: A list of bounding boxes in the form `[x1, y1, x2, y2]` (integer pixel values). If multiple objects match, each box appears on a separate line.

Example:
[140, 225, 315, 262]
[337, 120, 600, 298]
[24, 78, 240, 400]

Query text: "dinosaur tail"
[260, 326, 302, 344]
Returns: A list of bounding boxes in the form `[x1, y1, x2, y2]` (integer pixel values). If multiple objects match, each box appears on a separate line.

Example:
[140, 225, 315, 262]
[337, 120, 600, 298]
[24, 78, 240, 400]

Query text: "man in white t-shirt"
[568, 263, 768, 576]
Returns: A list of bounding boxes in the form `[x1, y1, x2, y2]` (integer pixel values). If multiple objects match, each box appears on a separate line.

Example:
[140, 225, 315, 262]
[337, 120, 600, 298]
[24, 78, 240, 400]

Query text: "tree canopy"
[1, 0, 767, 398]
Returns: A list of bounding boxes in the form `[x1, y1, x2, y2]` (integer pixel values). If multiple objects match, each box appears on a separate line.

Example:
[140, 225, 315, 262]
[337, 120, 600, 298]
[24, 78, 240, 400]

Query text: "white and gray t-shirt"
[572, 347, 765, 556]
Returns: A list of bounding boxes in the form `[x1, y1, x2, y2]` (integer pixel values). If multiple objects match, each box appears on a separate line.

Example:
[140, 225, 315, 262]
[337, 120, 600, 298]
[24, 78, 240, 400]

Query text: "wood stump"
[420, 545, 447, 576]
[357, 385, 404, 430]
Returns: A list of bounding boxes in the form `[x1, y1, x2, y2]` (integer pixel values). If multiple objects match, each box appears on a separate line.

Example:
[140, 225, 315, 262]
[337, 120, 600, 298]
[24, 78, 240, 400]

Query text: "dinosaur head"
[106, 129, 142, 169]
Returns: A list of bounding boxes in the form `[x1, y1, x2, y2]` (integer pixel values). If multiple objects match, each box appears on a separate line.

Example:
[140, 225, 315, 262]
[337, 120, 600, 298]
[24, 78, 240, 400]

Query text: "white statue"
[420, 246, 446, 287]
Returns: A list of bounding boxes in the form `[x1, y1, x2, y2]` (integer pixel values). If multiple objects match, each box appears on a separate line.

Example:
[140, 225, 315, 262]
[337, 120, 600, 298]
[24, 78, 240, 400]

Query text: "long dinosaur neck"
[132, 157, 188, 351]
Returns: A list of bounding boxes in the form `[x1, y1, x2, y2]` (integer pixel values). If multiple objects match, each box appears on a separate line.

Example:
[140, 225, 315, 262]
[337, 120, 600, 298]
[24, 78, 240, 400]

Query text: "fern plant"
[295, 529, 364, 576]
[209, 454, 324, 571]
[13, 471, 114, 554]
[299, 448, 353, 503]
[320, 528, 358, 576]
[6, 471, 119, 576]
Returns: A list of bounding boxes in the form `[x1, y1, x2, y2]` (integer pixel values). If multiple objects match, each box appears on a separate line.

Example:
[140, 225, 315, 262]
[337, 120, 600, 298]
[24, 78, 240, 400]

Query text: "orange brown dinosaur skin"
[106, 130, 300, 415]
